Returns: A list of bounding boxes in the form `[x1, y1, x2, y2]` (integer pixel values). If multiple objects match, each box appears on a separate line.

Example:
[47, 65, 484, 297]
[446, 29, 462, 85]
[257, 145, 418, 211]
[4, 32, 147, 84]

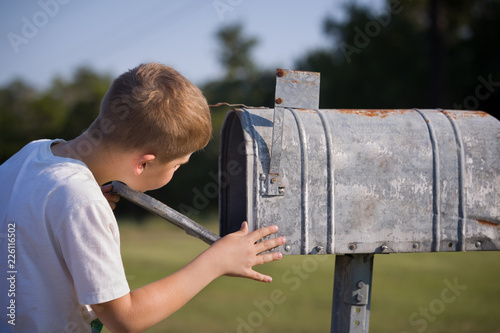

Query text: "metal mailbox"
[218, 68, 500, 333]
[219, 77, 500, 257]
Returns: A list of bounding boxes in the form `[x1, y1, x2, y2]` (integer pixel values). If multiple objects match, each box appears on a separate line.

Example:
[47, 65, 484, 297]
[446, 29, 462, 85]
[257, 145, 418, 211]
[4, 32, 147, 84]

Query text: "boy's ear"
[133, 154, 156, 176]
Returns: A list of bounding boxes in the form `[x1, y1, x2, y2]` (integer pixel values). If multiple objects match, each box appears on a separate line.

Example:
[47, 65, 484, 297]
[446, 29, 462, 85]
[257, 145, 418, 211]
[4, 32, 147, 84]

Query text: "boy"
[0, 63, 285, 332]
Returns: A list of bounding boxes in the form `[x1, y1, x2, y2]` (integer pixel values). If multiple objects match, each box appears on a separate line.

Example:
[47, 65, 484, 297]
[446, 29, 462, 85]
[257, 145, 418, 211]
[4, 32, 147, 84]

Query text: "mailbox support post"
[331, 254, 374, 333]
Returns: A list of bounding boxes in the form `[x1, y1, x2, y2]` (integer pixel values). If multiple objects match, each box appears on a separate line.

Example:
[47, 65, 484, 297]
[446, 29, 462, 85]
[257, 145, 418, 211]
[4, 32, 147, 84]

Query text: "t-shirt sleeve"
[56, 200, 130, 305]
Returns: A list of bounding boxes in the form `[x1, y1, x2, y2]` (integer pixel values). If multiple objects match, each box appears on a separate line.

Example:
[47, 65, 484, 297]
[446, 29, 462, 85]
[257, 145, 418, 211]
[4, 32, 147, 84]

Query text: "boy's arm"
[91, 222, 285, 332]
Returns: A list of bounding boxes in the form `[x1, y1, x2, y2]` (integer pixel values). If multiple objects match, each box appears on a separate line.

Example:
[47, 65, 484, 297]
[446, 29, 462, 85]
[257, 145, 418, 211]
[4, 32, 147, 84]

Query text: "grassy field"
[103, 217, 500, 333]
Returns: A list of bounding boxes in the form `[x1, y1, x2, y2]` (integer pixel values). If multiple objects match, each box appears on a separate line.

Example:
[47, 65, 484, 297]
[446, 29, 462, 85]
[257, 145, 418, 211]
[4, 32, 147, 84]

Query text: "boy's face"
[131, 153, 191, 192]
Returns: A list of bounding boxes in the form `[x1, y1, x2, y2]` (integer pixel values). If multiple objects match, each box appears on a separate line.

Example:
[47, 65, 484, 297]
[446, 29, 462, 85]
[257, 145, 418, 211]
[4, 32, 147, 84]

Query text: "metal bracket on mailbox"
[347, 280, 369, 306]
[260, 69, 321, 196]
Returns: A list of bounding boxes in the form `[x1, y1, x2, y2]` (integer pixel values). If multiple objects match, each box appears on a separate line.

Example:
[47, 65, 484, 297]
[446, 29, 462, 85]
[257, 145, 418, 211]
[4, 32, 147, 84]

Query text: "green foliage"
[0, 67, 112, 163]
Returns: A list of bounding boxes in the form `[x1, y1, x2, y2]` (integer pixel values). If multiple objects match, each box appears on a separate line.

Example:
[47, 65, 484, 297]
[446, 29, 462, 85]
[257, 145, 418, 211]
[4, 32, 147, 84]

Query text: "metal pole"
[111, 181, 220, 245]
[331, 254, 374, 333]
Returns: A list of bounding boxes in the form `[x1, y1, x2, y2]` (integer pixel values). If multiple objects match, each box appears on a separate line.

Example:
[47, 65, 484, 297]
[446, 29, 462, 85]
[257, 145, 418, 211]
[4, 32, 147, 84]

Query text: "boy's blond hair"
[89, 63, 212, 162]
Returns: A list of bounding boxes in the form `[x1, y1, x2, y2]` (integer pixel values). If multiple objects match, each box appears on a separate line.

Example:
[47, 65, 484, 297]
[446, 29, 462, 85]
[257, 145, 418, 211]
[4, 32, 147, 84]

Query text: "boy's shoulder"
[1, 140, 112, 238]
[1, 139, 50, 166]
[1, 139, 103, 207]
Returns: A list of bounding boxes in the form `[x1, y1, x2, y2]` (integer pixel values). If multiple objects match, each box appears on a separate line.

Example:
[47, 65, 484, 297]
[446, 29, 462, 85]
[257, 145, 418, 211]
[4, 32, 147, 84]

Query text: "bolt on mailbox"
[219, 72, 500, 256]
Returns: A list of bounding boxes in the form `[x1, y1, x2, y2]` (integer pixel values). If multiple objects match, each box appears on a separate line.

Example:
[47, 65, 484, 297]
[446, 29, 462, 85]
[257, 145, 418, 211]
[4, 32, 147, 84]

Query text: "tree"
[216, 22, 258, 81]
[0, 67, 112, 164]
[295, 0, 500, 116]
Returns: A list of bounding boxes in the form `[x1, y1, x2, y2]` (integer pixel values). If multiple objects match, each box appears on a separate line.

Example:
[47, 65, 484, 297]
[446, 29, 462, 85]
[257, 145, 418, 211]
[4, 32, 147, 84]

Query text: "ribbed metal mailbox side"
[219, 108, 500, 255]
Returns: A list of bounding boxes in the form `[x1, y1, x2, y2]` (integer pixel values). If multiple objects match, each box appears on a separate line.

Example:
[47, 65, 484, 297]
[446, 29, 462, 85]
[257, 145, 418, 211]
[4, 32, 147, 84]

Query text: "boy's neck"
[51, 133, 126, 186]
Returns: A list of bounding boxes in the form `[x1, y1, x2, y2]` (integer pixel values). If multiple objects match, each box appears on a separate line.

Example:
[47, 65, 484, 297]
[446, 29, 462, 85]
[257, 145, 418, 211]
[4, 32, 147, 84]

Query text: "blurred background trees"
[1, 0, 499, 222]
[297, 0, 500, 111]
[0, 68, 112, 160]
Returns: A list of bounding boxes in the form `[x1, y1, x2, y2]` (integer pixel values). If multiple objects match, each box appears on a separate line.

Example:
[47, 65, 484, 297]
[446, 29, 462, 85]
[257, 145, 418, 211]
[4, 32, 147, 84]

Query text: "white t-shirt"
[0, 139, 130, 332]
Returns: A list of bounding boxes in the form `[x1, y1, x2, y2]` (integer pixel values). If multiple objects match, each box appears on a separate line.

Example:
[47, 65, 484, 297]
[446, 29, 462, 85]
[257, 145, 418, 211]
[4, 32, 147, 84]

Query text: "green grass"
[104, 217, 500, 332]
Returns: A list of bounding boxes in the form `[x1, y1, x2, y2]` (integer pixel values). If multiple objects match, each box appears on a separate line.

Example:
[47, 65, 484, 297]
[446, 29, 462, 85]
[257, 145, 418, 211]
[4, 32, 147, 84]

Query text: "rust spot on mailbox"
[478, 219, 500, 227]
[441, 110, 490, 119]
[297, 108, 318, 114]
[336, 109, 410, 118]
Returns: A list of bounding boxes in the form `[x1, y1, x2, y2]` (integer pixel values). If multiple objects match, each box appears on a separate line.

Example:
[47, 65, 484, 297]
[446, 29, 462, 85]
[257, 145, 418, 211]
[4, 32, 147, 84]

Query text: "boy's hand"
[101, 184, 120, 210]
[208, 222, 285, 283]
[92, 222, 285, 331]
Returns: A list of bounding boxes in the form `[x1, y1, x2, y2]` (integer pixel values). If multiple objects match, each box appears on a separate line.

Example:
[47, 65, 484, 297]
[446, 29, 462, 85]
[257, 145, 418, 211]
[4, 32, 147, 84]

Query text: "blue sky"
[0, 0, 383, 89]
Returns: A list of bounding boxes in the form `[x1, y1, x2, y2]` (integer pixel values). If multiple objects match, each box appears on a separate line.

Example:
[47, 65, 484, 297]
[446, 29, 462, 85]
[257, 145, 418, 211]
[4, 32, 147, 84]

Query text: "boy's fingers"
[230, 221, 249, 237]
[101, 183, 113, 192]
[255, 236, 286, 253]
[248, 225, 279, 243]
[101, 185, 120, 210]
[103, 192, 120, 203]
[249, 270, 273, 283]
[255, 252, 283, 266]
[239, 221, 249, 234]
